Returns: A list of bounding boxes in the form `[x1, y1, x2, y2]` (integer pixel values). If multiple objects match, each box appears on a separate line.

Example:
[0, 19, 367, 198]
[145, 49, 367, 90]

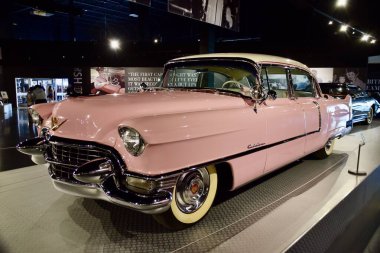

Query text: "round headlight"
[29, 109, 42, 126]
[118, 126, 145, 156]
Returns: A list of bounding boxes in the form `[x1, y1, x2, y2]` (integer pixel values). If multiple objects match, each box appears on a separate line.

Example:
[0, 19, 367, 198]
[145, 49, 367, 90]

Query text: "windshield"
[160, 60, 258, 97]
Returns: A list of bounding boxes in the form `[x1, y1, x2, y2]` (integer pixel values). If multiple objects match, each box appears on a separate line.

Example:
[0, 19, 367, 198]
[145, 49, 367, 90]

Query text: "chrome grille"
[48, 142, 111, 181]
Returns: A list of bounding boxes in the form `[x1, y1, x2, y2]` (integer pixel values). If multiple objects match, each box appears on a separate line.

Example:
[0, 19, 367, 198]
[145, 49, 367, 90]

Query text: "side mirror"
[250, 84, 266, 101]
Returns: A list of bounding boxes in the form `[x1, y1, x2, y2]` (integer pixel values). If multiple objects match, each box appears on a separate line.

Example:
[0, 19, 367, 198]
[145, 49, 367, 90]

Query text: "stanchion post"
[348, 133, 367, 176]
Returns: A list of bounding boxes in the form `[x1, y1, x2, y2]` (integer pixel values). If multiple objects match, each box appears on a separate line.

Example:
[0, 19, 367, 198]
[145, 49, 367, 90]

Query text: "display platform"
[1, 122, 380, 253]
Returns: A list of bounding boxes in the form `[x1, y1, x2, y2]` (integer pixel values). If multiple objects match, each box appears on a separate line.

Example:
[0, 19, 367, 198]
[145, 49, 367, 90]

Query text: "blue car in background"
[320, 83, 380, 125]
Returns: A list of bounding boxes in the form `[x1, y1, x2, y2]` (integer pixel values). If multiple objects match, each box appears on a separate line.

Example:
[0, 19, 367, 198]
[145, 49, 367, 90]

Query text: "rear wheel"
[364, 107, 374, 125]
[153, 165, 217, 230]
[313, 139, 335, 159]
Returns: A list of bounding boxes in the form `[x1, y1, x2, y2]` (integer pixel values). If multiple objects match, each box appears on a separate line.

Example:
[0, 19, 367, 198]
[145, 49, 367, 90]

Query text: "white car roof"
[171, 53, 309, 70]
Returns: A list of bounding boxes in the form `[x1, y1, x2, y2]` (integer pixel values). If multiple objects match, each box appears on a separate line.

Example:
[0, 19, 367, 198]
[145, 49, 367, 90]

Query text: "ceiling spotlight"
[336, 0, 348, 7]
[352, 31, 356, 35]
[328, 20, 333, 25]
[361, 34, 370, 42]
[31, 9, 54, 17]
[339, 24, 348, 32]
[129, 13, 139, 18]
[153, 38, 159, 44]
[370, 39, 376, 44]
[109, 39, 120, 50]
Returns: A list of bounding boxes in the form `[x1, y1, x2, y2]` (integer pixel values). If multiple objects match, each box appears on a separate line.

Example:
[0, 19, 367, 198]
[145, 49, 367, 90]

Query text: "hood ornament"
[51, 116, 67, 131]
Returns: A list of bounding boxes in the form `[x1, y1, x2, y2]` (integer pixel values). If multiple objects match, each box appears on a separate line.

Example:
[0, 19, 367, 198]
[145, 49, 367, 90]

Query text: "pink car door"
[290, 69, 324, 154]
[260, 66, 306, 173]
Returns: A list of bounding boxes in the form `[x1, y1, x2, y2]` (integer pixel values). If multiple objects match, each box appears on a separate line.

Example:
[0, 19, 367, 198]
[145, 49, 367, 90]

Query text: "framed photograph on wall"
[168, 0, 240, 31]
[0, 91, 8, 100]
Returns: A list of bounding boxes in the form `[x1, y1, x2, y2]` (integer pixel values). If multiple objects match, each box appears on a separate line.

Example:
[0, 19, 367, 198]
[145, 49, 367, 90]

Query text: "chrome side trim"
[312, 101, 322, 131]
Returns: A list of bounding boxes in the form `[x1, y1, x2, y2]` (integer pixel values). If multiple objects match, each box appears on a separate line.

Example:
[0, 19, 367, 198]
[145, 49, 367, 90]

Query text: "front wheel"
[364, 107, 374, 125]
[153, 165, 218, 230]
[313, 139, 335, 159]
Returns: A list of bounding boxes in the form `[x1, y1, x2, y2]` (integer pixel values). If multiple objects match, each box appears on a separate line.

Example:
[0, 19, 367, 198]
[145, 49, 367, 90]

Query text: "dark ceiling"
[0, 0, 379, 67]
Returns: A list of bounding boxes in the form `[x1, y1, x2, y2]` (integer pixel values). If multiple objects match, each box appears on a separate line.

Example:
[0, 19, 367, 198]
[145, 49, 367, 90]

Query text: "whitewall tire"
[153, 165, 218, 230]
[313, 139, 335, 159]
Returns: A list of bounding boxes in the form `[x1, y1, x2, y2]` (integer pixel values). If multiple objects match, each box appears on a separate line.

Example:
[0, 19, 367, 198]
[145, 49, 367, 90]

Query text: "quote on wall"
[126, 67, 163, 92]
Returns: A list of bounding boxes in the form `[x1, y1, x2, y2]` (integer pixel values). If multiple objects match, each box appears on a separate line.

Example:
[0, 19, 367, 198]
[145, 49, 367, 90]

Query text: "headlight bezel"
[118, 126, 146, 156]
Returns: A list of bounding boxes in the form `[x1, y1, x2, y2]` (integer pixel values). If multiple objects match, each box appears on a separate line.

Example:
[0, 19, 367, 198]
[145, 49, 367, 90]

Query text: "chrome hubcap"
[175, 167, 210, 214]
[325, 139, 333, 152]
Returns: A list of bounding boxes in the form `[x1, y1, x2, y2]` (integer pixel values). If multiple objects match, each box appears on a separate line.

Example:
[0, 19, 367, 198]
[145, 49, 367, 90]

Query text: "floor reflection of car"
[320, 83, 380, 125]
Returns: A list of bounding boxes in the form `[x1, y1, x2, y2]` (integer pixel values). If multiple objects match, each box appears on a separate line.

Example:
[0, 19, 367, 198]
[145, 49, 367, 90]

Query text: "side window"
[290, 69, 315, 98]
[265, 66, 288, 98]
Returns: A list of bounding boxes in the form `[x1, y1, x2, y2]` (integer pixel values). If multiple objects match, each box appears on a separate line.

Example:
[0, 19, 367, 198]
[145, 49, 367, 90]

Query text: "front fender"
[31, 102, 56, 120]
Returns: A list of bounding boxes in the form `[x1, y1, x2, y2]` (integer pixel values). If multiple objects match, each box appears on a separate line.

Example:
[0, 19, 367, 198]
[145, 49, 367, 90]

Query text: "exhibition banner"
[127, 0, 151, 7]
[90, 67, 126, 94]
[310, 67, 367, 90]
[125, 67, 163, 92]
[332, 68, 367, 90]
[68, 68, 91, 96]
[367, 64, 380, 93]
[310, 68, 334, 83]
[168, 0, 240, 31]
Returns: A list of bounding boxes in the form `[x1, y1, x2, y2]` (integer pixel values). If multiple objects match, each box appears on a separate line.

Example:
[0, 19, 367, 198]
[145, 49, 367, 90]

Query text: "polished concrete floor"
[1, 107, 380, 252]
[0, 108, 37, 171]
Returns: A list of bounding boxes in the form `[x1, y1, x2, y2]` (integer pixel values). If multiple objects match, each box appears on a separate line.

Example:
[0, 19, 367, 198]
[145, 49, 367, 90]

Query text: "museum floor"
[1, 108, 380, 253]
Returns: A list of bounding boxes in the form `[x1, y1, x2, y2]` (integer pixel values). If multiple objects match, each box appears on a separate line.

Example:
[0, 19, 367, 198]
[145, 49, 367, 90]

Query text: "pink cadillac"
[17, 53, 352, 229]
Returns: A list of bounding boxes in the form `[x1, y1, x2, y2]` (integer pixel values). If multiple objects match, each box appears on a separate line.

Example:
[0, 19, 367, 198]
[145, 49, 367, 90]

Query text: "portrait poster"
[332, 68, 367, 90]
[0, 91, 8, 99]
[168, 0, 240, 31]
[125, 67, 163, 93]
[127, 0, 151, 7]
[90, 67, 126, 94]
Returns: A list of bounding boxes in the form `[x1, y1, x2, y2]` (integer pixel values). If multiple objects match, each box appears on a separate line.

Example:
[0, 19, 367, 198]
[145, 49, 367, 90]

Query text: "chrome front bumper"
[50, 173, 172, 214]
[17, 137, 174, 214]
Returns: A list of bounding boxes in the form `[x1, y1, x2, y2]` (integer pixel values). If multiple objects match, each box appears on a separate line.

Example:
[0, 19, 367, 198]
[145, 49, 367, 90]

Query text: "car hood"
[48, 90, 249, 146]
